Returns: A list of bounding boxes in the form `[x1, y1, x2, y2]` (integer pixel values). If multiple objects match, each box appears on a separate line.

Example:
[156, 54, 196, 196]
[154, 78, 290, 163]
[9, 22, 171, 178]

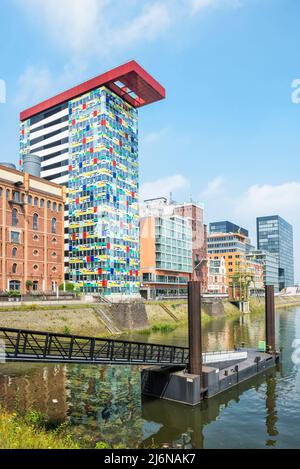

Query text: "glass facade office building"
[247, 250, 279, 292]
[155, 217, 192, 273]
[257, 216, 294, 290]
[209, 221, 249, 238]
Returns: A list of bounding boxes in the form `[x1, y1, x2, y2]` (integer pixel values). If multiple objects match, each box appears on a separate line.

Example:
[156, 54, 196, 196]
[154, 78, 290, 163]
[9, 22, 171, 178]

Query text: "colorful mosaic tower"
[19, 61, 165, 296]
[68, 88, 139, 294]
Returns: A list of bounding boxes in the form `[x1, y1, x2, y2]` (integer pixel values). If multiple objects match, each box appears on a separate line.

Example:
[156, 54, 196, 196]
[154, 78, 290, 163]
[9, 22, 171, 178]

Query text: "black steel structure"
[188, 281, 202, 377]
[0, 327, 189, 365]
[265, 285, 276, 352]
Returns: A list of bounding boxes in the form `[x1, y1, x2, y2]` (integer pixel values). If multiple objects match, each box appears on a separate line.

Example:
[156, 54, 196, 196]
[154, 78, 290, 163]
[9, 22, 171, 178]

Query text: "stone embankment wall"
[106, 302, 149, 330]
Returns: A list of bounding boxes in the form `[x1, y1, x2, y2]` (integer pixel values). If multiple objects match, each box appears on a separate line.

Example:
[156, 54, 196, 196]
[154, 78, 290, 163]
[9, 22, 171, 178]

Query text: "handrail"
[0, 327, 246, 366]
[0, 327, 189, 365]
[0, 327, 188, 351]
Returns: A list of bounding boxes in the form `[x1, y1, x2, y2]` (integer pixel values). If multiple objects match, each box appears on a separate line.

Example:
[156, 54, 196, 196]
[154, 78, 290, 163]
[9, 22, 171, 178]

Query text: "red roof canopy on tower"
[20, 60, 166, 121]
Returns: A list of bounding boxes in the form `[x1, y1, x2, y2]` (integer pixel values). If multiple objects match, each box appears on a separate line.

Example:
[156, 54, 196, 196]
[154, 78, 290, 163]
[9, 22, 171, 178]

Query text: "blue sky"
[0, 0, 299, 281]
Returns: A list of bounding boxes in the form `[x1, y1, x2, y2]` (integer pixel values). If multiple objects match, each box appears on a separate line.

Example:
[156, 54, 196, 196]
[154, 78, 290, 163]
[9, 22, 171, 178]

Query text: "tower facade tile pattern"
[67, 87, 139, 294]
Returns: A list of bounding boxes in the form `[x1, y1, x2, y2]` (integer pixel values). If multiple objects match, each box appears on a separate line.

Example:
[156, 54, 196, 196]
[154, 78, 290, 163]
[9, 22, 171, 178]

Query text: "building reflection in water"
[0, 363, 68, 424]
[141, 368, 276, 449]
[66, 364, 144, 447]
[202, 312, 266, 353]
[265, 375, 278, 447]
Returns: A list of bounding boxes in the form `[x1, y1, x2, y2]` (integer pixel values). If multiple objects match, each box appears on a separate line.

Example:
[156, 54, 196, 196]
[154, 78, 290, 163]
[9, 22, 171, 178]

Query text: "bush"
[151, 323, 177, 333]
[63, 326, 71, 335]
[59, 282, 75, 292]
[24, 410, 46, 428]
[95, 441, 110, 449]
[25, 280, 33, 291]
[8, 290, 21, 298]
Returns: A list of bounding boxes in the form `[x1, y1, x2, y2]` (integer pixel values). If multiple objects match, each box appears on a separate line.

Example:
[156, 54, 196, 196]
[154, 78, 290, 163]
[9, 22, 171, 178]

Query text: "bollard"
[188, 281, 202, 376]
[265, 285, 276, 353]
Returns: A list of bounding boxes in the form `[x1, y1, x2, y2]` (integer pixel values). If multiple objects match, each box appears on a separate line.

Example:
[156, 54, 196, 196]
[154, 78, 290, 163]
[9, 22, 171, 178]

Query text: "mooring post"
[188, 281, 202, 376]
[265, 285, 275, 353]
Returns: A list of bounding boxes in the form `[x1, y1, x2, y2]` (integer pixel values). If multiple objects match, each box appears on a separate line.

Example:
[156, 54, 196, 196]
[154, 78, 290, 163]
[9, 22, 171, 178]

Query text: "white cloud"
[14, 66, 52, 107]
[14, 59, 88, 108]
[201, 176, 225, 199]
[234, 182, 300, 221]
[16, 0, 244, 58]
[140, 174, 190, 201]
[17, 0, 107, 54]
[16, 0, 171, 57]
[113, 3, 172, 46]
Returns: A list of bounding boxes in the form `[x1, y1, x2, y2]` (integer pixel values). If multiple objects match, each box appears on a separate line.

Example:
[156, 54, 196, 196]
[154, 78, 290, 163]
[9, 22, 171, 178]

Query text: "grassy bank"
[0, 409, 80, 449]
[0, 305, 109, 337]
[0, 407, 159, 449]
[0, 408, 117, 449]
[0, 296, 299, 338]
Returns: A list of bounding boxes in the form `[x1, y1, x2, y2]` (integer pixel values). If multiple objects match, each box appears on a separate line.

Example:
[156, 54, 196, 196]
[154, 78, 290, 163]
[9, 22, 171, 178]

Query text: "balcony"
[8, 199, 25, 207]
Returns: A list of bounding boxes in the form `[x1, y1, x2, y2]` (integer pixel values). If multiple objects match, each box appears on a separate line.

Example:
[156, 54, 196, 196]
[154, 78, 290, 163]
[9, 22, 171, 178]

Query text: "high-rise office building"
[19, 61, 165, 295]
[257, 215, 294, 290]
[140, 205, 192, 300]
[208, 231, 253, 285]
[209, 221, 249, 238]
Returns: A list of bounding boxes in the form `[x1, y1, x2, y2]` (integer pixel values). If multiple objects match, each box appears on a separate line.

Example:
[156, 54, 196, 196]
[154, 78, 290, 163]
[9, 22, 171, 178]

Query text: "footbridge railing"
[0, 327, 189, 366]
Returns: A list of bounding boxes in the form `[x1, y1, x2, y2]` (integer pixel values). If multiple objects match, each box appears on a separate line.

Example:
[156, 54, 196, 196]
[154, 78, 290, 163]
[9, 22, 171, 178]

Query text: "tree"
[25, 280, 33, 292]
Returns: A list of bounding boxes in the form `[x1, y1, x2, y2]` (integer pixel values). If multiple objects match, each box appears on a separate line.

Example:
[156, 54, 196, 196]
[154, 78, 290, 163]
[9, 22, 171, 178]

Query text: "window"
[40, 199, 44, 208]
[13, 191, 20, 203]
[34, 197, 38, 206]
[12, 263, 17, 274]
[12, 247, 17, 258]
[52, 237, 57, 243]
[53, 202, 57, 211]
[33, 213, 38, 231]
[52, 252, 57, 258]
[6, 189, 10, 198]
[9, 280, 20, 291]
[33, 264, 38, 271]
[47, 200, 51, 210]
[33, 234, 39, 241]
[11, 231, 20, 244]
[52, 266, 57, 272]
[12, 208, 18, 226]
[58, 204, 62, 212]
[33, 249, 39, 256]
[33, 281, 39, 291]
[28, 195, 32, 205]
[52, 218, 57, 234]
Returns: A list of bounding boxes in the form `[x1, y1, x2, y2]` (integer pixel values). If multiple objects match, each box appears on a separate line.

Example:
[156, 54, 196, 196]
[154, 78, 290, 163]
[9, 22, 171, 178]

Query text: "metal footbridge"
[0, 327, 189, 366]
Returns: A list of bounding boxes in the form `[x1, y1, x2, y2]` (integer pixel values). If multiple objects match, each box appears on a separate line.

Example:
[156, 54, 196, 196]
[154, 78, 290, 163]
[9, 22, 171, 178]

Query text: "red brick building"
[0, 164, 66, 293]
[174, 203, 208, 292]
